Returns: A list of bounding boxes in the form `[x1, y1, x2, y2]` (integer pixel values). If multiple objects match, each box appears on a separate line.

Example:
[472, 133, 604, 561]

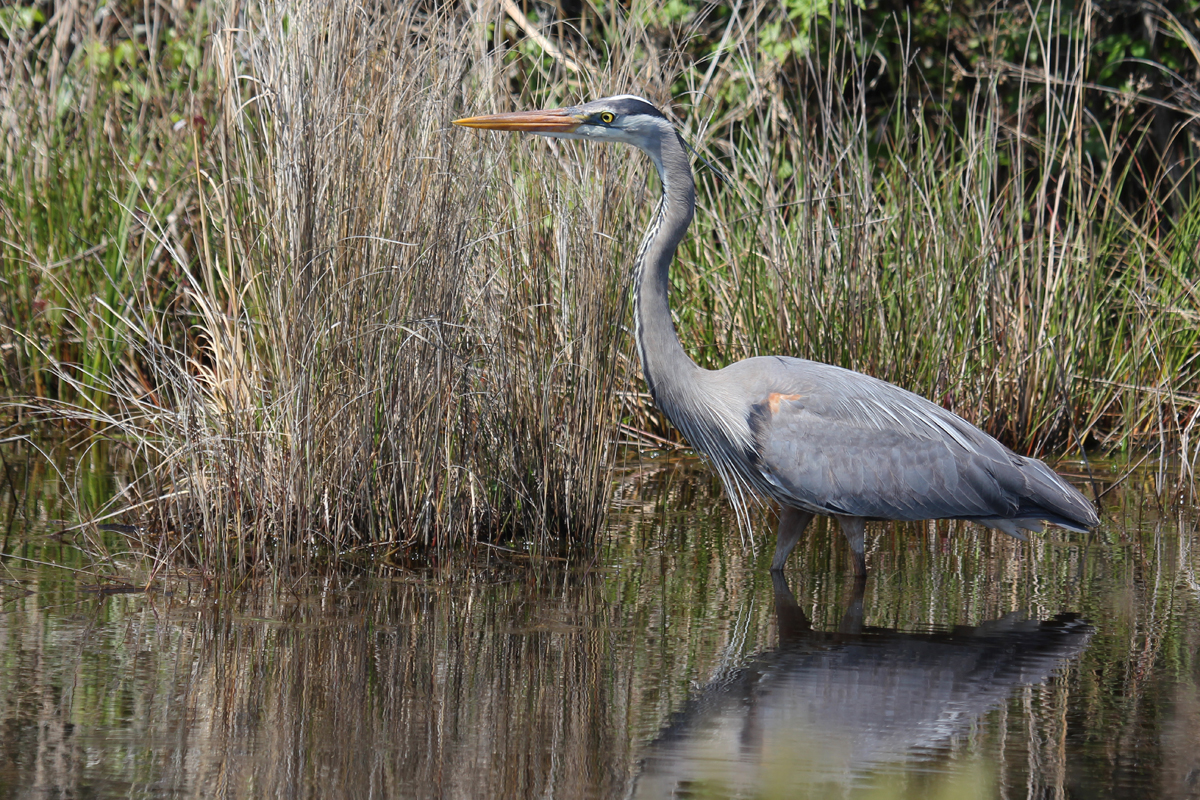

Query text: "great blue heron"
[455, 95, 1099, 576]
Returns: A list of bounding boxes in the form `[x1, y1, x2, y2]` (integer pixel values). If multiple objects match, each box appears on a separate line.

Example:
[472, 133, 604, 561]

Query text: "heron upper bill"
[453, 109, 582, 133]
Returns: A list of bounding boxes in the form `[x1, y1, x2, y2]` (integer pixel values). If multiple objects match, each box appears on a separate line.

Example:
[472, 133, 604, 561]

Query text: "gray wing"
[740, 358, 1096, 528]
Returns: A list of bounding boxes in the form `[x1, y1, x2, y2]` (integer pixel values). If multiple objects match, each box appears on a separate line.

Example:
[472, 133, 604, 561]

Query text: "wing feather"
[738, 358, 1088, 526]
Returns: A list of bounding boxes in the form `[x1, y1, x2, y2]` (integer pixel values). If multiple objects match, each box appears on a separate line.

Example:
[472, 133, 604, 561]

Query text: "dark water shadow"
[633, 573, 1094, 798]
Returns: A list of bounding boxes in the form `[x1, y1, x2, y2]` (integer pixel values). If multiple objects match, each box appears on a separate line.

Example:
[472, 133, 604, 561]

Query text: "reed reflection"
[634, 573, 1093, 797]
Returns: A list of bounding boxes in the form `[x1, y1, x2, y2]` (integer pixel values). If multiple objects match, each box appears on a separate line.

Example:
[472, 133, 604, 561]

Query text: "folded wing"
[744, 360, 1097, 531]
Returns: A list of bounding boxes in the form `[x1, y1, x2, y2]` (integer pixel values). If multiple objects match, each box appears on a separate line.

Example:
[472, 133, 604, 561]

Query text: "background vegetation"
[1, 0, 1198, 572]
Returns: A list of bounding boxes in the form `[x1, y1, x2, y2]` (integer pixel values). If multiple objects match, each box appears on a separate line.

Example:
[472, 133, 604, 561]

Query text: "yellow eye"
[600, 112, 615, 123]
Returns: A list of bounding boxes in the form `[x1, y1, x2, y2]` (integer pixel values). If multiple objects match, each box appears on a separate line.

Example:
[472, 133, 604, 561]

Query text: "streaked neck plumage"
[630, 124, 760, 526]
[631, 126, 699, 401]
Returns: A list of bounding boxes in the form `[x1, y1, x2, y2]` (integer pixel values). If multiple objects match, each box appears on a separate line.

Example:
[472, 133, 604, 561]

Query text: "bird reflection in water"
[632, 574, 1093, 798]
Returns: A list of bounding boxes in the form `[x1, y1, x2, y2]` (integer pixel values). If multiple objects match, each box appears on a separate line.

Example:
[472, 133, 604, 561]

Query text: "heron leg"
[772, 506, 815, 571]
[834, 515, 868, 578]
[838, 576, 867, 635]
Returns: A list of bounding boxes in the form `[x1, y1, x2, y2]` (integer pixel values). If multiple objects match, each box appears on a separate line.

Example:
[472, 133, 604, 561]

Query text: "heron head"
[454, 95, 673, 151]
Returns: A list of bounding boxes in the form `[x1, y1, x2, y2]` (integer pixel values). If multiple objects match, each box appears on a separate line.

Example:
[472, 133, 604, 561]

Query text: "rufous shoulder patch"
[767, 393, 804, 414]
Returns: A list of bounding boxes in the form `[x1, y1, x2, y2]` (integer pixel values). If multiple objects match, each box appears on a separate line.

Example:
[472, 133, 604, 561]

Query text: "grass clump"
[3, 1, 643, 572]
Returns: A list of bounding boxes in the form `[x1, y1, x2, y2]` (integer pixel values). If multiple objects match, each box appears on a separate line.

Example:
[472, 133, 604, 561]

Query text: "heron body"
[455, 95, 1099, 576]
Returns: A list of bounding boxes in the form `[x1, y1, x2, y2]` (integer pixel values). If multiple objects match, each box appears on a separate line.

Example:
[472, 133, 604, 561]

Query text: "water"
[1, 446, 1198, 798]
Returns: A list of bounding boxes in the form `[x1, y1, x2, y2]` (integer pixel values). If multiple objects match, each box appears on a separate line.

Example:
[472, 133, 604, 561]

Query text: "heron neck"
[633, 130, 699, 404]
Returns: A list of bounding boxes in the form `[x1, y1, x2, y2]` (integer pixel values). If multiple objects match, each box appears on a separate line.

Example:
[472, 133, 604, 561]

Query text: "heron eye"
[600, 112, 615, 123]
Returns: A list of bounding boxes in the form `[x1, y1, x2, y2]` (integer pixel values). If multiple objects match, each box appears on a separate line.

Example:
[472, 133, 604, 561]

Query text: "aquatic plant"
[1, 0, 1197, 572]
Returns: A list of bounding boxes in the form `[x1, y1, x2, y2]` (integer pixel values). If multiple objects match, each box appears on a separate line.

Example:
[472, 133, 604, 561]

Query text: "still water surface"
[1, 451, 1198, 798]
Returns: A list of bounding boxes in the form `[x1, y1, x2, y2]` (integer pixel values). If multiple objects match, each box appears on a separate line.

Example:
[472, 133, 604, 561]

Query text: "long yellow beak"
[453, 108, 582, 133]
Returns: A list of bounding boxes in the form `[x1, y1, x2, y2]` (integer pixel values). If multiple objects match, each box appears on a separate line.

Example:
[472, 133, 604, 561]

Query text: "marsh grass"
[94, 2, 657, 571]
[0, 1, 210, 408]
[2, 0, 1198, 575]
[3, 1, 663, 572]
[667, 6, 1200, 472]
